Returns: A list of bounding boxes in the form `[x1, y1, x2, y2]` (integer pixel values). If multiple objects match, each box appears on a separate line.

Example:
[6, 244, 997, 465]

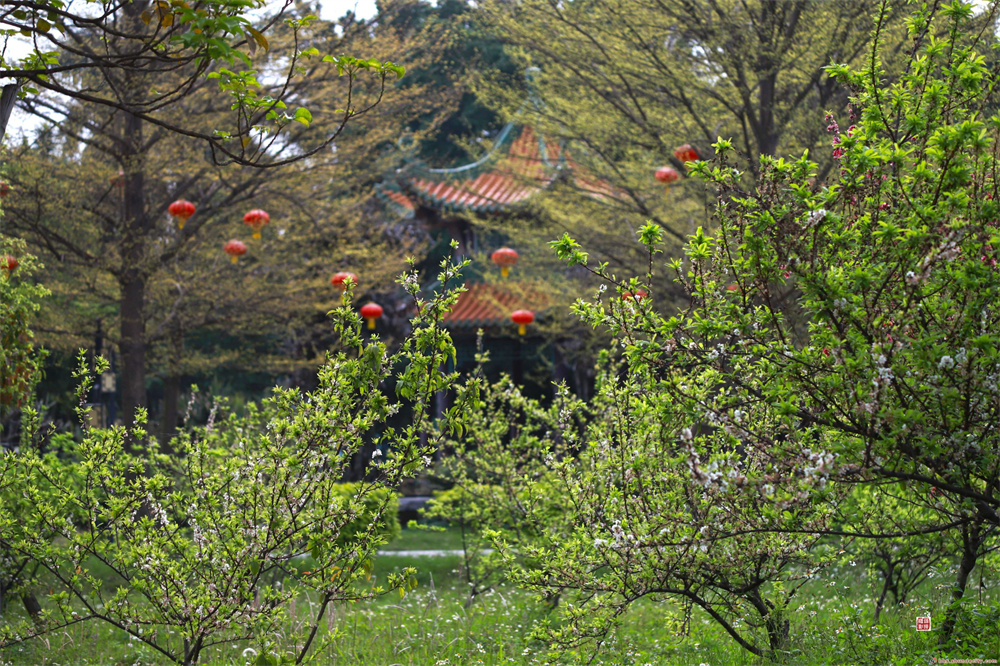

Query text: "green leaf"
[293, 107, 312, 127]
[247, 26, 268, 52]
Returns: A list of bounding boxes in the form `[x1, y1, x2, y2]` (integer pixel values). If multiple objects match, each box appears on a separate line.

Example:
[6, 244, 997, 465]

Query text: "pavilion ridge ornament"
[243, 209, 270, 239]
[224, 240, 247, 264]
[331, 271, 359, 292]
[168, 200, 196, 230]
[491, 247, 519, 278]
[511, 309, 534, 335]
[360, 302, 383, 330]
[373, 121, 619, 220]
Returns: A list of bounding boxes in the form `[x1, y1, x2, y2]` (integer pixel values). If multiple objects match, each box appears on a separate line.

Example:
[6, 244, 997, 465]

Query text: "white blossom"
[806, 208, 827, 226]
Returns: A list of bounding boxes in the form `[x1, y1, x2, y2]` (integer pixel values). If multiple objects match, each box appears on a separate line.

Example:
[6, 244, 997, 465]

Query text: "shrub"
[0, 258, 477, 664]
[475, 0, 1000, 658]
[427, 373, 585, 602]
[0, 237, 47, 418]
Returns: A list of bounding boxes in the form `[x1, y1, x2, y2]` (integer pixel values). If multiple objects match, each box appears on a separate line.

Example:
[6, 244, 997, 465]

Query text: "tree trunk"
[873, 559, 894, 624]
[747, 589, 789, 655]
[0, 83, 20, 146]
[21, 591, 42, 624]
[756, 69, 779, 157]
[161, 373, 180, 445]
[159, 325, 184, 447]
[119, 109, 149, 430]
[940, 524, 982, 643]
[120, 269, 147, 427]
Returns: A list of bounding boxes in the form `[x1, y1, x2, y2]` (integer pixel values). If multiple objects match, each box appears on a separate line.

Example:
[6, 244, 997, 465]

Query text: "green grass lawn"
[2, 554, 998, 665]
[384, 525, 468, 552]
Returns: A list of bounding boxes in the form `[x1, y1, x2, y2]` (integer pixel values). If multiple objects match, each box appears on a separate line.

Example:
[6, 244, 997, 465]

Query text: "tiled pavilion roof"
[442, 282, 549, 331]
[375, 122, 616, 218]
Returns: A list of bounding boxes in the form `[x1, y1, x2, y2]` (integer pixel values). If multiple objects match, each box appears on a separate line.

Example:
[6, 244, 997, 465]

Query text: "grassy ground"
[2, 530, 999, 665]
[383, 525, 468, 552]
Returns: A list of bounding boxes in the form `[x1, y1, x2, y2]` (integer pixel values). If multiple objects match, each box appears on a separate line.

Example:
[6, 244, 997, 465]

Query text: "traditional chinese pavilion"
[373, 118, 608, 394]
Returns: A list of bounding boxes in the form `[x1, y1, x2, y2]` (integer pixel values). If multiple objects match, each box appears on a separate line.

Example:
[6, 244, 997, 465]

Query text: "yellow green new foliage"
[0, 258, 476, 664]
[0, 237, 48, 416]
[541, 0, 1000, 653]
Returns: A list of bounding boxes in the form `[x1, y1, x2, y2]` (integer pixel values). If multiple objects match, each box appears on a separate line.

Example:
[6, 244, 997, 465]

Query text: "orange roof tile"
[443, 282, 550, 329]
[375, 123, 620, 218]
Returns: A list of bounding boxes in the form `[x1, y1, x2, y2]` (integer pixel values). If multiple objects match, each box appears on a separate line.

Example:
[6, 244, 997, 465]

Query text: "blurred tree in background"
[467, 0, 916, 281]
[0, 0, 484, 438]
[2, 0, 948, 435]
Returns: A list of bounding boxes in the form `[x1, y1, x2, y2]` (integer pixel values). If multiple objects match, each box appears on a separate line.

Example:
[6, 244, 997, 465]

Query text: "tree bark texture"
[119, 109, 150, 429]
[940, 524, 982, 643]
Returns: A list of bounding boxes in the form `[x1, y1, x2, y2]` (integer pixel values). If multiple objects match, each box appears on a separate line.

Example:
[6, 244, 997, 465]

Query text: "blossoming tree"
[0, 258, 476, 664]
[468, 0, 1000, 657]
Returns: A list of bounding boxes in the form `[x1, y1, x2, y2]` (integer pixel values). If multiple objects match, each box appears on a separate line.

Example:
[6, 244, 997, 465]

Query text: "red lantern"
[360, 302, 383, 330]
[331, 271, 359, 292]
[622, 289, 648, 302]
[511, 309, 534, 335]
[2, 255, 18, 275]
[0, 182, 9, 198]
[491, 247, 519, 278]
[224, 240, 247, 264]
[654, 166, 680, 184]
[168, 199, 196, 230]
[243, 209, 270, 239]
[673, 144, 700, 164]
